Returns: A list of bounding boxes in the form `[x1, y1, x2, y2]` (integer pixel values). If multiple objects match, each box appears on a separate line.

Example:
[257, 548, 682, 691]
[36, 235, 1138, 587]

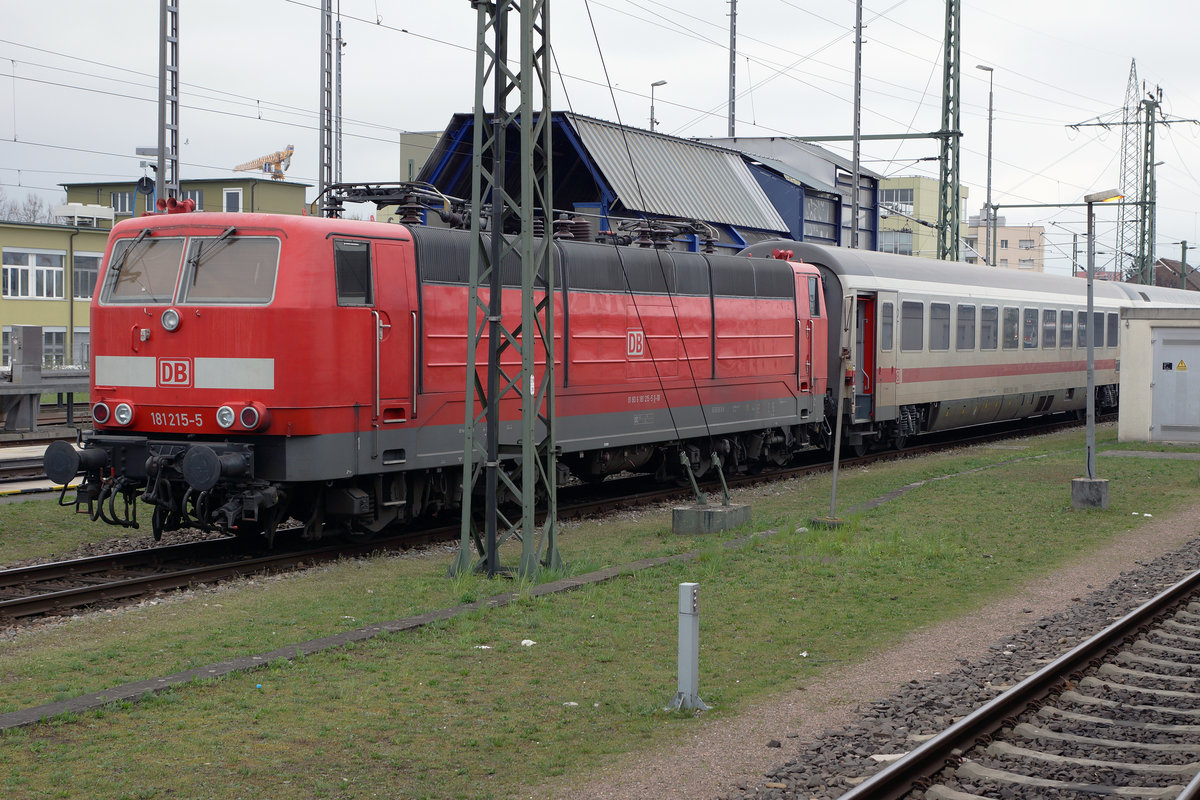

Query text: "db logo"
[627, 329, 645, 358]
[158, 358, 192, 387]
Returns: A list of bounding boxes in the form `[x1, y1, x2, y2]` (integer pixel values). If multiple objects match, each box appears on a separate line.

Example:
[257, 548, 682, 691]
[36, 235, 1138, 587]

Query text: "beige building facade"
[966, 214, 1046, 272]
[878, 175, 968, 260]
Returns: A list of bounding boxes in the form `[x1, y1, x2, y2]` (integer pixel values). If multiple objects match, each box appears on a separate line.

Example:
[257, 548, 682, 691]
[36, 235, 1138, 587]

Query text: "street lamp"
[650, 80, 667, 132]
[976, 65, 994, 266]
[1073, 187, 1123, 509]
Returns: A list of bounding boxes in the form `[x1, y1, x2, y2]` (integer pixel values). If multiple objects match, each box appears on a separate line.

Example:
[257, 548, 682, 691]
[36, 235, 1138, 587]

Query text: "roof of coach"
[783, 241, 1131, 302]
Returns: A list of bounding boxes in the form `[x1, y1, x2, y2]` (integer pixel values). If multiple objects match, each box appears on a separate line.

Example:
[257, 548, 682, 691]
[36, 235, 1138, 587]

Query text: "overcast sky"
[4, 0, 1199, 276]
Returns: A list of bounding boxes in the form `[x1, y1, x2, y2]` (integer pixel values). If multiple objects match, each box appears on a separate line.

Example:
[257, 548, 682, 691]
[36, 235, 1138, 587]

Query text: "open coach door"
[852, 293, 876, 424]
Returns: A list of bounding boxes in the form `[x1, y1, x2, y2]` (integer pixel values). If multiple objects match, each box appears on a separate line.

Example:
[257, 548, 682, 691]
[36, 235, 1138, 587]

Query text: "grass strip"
[0, 427, 1197, 799]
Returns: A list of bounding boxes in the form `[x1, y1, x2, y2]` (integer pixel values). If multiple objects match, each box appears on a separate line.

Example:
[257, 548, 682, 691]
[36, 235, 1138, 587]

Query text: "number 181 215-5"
[150, 411, 204, 428]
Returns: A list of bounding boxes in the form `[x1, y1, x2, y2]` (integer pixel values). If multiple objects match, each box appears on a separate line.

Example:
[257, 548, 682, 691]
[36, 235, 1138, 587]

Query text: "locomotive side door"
[370, 241, 415, 435]
[853, 293, 876, 423]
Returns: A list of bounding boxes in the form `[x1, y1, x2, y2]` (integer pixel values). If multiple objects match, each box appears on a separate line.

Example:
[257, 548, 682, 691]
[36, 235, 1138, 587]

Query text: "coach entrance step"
[672, 502, 752, 535]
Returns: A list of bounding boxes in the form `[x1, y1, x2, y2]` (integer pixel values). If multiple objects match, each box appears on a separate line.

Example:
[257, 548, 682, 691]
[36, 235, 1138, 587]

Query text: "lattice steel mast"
[156, 0, 180, 201]
[936, 0, 961, 261]
[451, 0, 562, 578]
[1116, 60, 1141, 282]
[318, 0, 334, 203]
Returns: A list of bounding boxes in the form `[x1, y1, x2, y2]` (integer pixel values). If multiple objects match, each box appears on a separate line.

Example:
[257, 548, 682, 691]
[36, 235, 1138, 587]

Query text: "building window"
[803, 195, 838, 243]
[42, 329, 66, 368]
[223, 188, 243, 213]
[111, 191, 134, 214]
[880, 187, 914, 215]
[72, 328, 90, 366]
[1018, 258, 1035, 269]
[183, 189, 204, 210]
[999, 239, 1008, 249]
[1019, 239, 1035, 249]
[878, 230, 912, 255]
[999, 258, 1009, 267]
[73, 252, 102, 300]
[0, 328, 7, 368]
[2, 249, 65, 299]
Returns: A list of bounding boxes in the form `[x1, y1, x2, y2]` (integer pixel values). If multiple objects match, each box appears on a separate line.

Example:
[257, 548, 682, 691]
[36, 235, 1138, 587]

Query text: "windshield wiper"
[188, 226, 237, 283]
[110, 229, 151, 282]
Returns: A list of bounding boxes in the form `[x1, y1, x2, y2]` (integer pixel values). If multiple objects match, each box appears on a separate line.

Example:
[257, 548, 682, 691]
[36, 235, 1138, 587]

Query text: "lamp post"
[1073, 188, 1122, 509]
[650, 80, 667, 132]
[976, 65, 994, 266]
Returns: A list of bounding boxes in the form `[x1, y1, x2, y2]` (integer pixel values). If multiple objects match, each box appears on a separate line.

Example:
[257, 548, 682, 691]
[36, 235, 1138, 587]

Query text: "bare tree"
[0, 189, 56, 224]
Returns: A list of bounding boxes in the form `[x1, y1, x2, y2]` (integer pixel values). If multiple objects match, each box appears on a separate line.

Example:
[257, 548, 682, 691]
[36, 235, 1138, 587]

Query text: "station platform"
[0, 443, 80, 496]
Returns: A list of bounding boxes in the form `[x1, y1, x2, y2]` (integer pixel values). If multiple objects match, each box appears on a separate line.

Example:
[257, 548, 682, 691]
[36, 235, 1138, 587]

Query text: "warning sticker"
[1179, 360, 1189, 371]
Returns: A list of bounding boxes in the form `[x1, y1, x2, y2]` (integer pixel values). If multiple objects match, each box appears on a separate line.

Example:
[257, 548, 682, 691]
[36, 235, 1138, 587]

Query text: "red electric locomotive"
[45, 210, 830, 541]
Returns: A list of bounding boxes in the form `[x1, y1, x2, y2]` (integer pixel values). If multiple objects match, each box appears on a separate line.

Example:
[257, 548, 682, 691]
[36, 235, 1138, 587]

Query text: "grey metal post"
[849, 0, 862, 249]
[668, 583, 709, 711]
[976, 65, 993, 265]
[1086, 197, 1096, 479]
[727, 0, 736, 137]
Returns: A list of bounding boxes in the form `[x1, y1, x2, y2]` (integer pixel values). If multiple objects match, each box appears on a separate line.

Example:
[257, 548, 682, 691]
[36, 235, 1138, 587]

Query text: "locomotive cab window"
[1022, 308, 1038, 349]
[880, 302, 893, 351]
[900, 301, 923, 351]
[1002, 307, 1019, 350]
[956, 304, 975, 350]
[808, 276, 821, 316]
[179, 236, 279, 304]
[101, 236, 185, 304]
[929, 303, 950, 351]
[1042, 309, 1057, 348]
[335, 240, 372, 306]
[980, 306, 998, 350]
[1060, 310, 1074, 348]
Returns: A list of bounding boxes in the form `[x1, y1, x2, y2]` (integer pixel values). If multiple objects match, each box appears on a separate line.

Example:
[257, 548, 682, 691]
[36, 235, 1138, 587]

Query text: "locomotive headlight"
[161, 307, 181, 331]
[92, 402, 111, 424]
[113, 403, 134, 426]
[216, 405, 236, 429]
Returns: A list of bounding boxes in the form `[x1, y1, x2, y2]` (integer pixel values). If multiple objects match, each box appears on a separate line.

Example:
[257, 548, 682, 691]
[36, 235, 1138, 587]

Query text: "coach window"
[1022, 308, 1038, 348]
[1077, 310, 1088, 347]
[929, 303, 950, 351]
[880, 302, 893, 351]
[980, 306, 998, 350]
[1042, 309, 1057, 348]
[1093, 312, 1106, 348]
[1002, 307, 1019, 349]
[808, 276, 821, 316]
[334, 240, 372, 306]
[1107, 313, 1119, 348]
[956, 304, 976, 350]
[1060, 310, 1073, 348]
[900, 300, 923, 351]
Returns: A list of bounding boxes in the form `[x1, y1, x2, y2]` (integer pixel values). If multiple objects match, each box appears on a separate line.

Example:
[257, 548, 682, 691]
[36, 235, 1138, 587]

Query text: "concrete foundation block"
[1071, 477, 1110, 510]
[672, 503, 751, 535]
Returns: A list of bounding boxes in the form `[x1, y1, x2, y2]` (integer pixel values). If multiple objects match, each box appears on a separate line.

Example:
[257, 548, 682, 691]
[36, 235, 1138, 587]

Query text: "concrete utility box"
[1119, 308, 1200, 443]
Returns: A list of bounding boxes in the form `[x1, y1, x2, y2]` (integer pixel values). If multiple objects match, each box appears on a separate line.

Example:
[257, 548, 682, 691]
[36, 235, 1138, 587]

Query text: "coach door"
[874, 290, 897, 414]
[853, 294, 876, 423]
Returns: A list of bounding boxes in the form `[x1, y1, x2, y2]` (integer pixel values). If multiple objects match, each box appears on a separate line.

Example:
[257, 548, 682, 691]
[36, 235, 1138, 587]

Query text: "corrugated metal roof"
[566, 114, 788, 233]
[739, 152, 838, 195]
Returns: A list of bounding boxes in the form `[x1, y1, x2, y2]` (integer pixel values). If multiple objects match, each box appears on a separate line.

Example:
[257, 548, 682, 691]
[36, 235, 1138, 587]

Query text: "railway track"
[835, 567, 1200, 800]
[0, 412, 1105, 623]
